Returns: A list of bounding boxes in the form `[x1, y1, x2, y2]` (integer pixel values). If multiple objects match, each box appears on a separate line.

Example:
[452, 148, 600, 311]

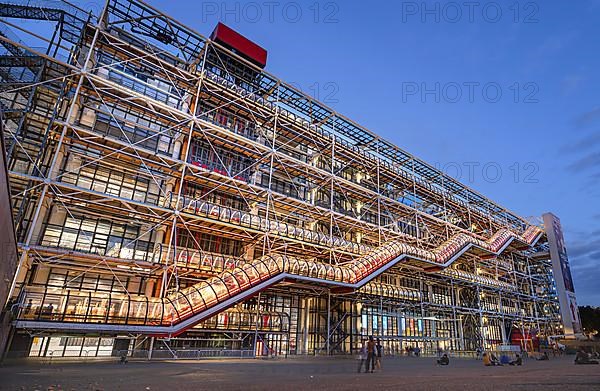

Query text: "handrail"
[15, 225, 542, 336]
[174, 194, 370, 255]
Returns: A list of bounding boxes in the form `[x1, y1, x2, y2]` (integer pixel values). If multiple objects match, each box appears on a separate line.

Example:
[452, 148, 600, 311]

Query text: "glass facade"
[1, 0, 563, 359]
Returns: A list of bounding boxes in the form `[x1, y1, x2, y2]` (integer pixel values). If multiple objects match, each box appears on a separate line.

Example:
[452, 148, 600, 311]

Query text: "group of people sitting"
[574, 349, 600, 365]
[482, 352, 522, 366]
[436, 351, 524, 367]
[479, 347, 600, 366]
[365, 345, 600, 369]
[481, 348, 600, 366]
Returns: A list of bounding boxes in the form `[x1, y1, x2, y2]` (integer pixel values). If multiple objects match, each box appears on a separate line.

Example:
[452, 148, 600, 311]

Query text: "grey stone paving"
[0, 355, 599, 390]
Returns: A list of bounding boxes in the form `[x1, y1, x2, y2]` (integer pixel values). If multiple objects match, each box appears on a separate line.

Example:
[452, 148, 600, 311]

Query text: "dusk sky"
[63, 0, 600, 305]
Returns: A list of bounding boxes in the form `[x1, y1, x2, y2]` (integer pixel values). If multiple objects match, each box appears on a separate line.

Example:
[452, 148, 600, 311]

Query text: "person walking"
[365, 336, 376, 373]
[375, 338, 383, 371]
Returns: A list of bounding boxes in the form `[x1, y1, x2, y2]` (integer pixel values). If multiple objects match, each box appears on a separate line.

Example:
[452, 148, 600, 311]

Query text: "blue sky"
[22, 0, 600, 304]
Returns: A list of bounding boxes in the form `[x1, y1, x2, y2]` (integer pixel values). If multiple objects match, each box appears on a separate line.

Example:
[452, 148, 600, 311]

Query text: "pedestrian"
[365, 336, 375, 373]
[490, 353, 502, 366]
[483, 353, 493, 366]
[437, 353, 450, 365]
[357, 341, 367, 373]
[575, 349, 599, 365]
[375, 338, 383, 371]
[509, 354, 522, 366]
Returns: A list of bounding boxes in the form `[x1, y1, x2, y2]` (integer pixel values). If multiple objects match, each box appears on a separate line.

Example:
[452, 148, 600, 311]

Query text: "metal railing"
[121, 349, 255, 359]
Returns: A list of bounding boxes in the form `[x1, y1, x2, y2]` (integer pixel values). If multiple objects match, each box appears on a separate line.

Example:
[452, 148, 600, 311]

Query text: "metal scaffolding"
[1, 0, 562, 359]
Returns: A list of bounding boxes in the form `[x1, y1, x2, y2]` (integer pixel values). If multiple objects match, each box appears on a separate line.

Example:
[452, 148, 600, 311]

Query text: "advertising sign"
[542, 213, 581, 336]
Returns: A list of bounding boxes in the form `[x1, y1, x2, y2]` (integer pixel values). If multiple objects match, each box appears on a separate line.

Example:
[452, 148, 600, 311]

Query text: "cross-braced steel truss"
[0, 0, 562, 358]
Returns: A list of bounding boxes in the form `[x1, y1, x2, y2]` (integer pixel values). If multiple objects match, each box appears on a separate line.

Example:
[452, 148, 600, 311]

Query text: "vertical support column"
[326, 290, 331, 355]
[244, 203, 259, 262]
[419, 279, 426, 349]
[525, 257, 542, 334]
[500, 315, 508, 345]
[252, 292, 262, 358]
[379, 295, 384, 337]
[302, 297, 311, 355]
[376, 144, 382, 246]
[440, 175, 450, 239]
[147, 337, 155, 361]
[498, 291, 506, 344]
[7, 3, 106, 303]
[0, 109, 20, 358]
[329, 135, 335, 264]
[261, 86, 279, 257]
[411, 159, 419, 243]
[466, 192, 473, 232]
[487, 207, 494, 241]
[149, 21, 210, 364]
[159, 39, 209, 308]
[450, 279, 459, 350]
[476, 285, 486, 350]
[457, 315, 465, 351]
[355, 301, 362, 348]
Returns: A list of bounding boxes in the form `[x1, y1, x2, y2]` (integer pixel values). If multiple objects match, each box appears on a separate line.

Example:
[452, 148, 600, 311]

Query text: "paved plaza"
[1, 355, 599, 390]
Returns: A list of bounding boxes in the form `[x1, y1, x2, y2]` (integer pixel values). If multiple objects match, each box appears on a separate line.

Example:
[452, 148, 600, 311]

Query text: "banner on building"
[542, 213, 581, 336]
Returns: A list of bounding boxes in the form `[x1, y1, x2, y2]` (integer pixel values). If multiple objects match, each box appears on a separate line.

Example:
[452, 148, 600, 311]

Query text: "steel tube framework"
[1, 0, 562, 358]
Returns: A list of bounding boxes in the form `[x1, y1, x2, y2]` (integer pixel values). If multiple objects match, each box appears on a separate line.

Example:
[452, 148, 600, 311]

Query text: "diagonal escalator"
[14, 225, 543, 336]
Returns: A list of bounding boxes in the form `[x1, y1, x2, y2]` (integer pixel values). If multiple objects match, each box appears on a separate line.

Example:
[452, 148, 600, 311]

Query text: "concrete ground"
[0, 355, 599, 391]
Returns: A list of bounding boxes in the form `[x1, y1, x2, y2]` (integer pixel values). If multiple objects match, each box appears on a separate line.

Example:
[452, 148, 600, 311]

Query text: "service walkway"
[0, 355, 598, 390]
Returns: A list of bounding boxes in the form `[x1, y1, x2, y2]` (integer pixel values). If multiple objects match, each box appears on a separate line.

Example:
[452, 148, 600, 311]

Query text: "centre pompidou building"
[0, 0, 564, 358]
